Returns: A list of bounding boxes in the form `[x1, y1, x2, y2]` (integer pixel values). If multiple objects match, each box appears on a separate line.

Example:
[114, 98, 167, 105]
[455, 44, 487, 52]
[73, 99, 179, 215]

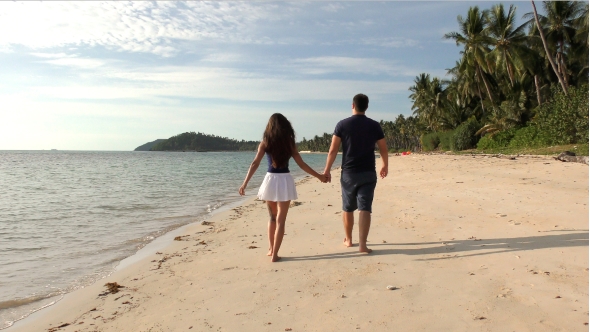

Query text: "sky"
[0, 1, 531, 150]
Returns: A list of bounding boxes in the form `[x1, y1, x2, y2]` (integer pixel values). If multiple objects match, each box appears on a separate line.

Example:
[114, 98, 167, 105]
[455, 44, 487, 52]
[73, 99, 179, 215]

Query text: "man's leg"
[342, 211, 354, 247]
[358, 211, 372, 253]
[340, 172, 358, 247]
[356, 171, 377, 254]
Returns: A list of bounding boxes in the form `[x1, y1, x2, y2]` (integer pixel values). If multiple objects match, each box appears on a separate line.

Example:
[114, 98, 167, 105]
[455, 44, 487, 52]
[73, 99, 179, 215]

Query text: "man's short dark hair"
[353, 94, 369, 112]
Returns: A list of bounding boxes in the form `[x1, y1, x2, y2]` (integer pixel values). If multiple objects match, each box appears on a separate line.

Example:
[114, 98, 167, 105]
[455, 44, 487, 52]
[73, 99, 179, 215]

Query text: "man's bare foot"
[359, 247, 373, 254]
[271, 256, 282, 262]
[267, 248, 273, 256]
[343, 238, 353, 247]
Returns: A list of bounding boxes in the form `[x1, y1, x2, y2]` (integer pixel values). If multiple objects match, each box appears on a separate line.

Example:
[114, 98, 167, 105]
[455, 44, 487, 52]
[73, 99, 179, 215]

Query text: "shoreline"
[10, 154, 589, 331]
[4, 194, 253, 331]
[6, 165, 323, 330]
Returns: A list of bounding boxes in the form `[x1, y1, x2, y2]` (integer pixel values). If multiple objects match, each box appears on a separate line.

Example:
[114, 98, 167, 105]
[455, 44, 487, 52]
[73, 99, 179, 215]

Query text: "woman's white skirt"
[257, 172, 298, 202]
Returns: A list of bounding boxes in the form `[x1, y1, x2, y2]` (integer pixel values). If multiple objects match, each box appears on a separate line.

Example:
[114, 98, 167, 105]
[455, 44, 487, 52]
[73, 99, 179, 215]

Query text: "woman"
[239, 113, 326, 262]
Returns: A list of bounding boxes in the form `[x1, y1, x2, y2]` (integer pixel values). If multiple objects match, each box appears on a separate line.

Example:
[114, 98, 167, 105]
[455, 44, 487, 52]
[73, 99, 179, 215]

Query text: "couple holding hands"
[239, 94, 389, 262]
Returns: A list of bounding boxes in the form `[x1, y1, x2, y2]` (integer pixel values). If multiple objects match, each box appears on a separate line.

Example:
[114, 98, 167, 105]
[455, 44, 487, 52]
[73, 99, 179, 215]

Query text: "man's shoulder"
[364, 116, 380, 125]
[337, 116, 353, 124]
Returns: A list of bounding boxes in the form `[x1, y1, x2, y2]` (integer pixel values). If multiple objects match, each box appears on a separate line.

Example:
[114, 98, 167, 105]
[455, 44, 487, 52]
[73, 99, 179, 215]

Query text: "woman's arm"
[239, 142, 266, 195]
[291, 143, 327, 182]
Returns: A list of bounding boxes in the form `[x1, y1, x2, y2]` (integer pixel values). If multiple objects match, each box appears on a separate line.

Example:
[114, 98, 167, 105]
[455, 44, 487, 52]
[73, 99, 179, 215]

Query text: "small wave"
[95, 204, 155, 211]
[0, 292, 61, 311]
[0, 295, 62, 330]
[206, 202, 224, 213]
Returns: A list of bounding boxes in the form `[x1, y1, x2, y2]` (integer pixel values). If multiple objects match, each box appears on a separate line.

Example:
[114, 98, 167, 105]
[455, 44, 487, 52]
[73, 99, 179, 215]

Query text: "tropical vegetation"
[300, 1, 588, 155]
[410, 1, 588, 152]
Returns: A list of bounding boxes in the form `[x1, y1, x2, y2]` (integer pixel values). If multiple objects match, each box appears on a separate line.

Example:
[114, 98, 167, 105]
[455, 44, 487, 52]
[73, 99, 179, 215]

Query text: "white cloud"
[0, 2, 281, 56]
[4, 58, 409, 104]
[320, 3, 347, 13]
[30, 52, 73, 59]
[44, 57, 106, 69]
[290, 56, 418, 77]
[363, 37, 419, 48]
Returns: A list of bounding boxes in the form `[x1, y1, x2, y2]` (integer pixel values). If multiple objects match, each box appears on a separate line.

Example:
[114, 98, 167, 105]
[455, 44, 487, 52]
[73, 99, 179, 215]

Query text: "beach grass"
[456, 143, 589, 156]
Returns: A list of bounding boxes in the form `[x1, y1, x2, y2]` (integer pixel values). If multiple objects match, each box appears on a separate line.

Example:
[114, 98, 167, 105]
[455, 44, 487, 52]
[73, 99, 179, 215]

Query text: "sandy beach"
[11, 154, 588, 332]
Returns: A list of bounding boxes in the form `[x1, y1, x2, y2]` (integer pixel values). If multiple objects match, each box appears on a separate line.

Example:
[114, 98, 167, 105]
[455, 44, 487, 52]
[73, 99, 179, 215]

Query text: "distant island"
[134, 139, 167, 151]
[135, 132, 259, 152]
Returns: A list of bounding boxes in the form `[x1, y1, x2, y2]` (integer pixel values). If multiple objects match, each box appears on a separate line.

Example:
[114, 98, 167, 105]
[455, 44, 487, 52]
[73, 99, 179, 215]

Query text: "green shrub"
[508, 125, 551, 148]
[477, 128, 518, 150]
[451, 118, 480, 151]
[438, 131, 455, 151]
[421, 132, 440, 151]
[535, 84, 589, 145]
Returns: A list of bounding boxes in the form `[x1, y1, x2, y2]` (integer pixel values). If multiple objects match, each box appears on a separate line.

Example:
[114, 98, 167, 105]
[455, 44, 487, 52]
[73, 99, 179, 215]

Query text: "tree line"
[296, 115, 421, 153]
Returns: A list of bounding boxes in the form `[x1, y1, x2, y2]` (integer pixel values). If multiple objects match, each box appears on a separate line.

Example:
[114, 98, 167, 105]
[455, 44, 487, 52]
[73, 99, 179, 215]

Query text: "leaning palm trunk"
[475, 77, 486, 118]
[534, 74, 542, 105]
[558, 41, 569, 87]
[477, 65, 495, 106]
[505, 51, 515, 86]
[531, 0, 568, 95]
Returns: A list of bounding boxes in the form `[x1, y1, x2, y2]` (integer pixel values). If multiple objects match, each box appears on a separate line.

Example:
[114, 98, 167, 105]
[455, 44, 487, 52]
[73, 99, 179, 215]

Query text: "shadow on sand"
[285, 230, 589, 262]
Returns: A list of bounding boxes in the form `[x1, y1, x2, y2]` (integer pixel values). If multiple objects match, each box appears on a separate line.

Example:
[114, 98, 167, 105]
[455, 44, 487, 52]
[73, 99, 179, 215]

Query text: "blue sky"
[0, 1, 530, 150]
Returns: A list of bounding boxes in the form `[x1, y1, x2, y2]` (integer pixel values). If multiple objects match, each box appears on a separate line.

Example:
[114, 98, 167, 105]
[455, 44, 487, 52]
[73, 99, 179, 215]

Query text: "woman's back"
[266, 153, 290, 173]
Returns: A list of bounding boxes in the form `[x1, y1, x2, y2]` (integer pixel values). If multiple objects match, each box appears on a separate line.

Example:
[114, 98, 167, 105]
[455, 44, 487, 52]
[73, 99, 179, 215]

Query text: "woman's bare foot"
[343, 238, 353, 247]
[271, 255, 282, 262]
[359, 247, 373, 254]
[267, 248, 273, 256]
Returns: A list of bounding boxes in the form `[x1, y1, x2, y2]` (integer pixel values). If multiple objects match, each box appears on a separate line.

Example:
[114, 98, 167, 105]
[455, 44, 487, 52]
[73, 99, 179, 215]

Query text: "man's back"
[334, 114, 384, 173]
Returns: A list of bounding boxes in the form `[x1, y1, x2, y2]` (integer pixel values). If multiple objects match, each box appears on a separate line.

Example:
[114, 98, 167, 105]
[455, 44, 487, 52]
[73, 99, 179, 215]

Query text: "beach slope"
[12, 154, 589, 331]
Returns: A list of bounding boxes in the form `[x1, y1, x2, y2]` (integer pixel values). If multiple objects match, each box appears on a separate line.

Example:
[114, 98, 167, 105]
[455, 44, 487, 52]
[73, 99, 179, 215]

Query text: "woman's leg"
[271, 201, 290, 262]
[266, 201, 278, 256]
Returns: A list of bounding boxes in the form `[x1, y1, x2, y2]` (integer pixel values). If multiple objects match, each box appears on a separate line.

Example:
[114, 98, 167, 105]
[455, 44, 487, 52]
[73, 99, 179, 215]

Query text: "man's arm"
[323, 135, 341, 183]
[376, 138, 388, 179]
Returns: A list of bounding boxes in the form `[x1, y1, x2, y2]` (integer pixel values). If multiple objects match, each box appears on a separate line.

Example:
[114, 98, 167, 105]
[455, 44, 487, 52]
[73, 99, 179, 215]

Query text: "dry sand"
[11, 154, 589, 331]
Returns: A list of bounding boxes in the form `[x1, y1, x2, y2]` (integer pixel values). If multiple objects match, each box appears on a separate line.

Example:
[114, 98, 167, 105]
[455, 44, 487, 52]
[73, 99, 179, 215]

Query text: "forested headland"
[146, 132, 259, 151]
[134, 139, 167, 151]
[299, 1, 589, 155]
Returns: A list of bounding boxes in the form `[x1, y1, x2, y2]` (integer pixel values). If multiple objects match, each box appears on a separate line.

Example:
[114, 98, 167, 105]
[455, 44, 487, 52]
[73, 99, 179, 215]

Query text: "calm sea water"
[0, 150, 338, 329]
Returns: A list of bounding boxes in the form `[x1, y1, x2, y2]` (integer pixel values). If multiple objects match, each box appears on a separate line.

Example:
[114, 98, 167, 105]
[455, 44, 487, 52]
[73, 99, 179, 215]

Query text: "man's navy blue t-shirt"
[333, 114, 385, 173]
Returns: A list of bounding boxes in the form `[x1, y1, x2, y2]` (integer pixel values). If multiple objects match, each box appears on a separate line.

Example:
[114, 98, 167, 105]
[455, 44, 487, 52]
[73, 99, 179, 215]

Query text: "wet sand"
[11, 154, 589, 331]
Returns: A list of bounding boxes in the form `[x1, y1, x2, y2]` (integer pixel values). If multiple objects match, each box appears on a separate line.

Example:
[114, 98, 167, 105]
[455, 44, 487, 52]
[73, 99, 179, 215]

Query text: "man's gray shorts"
[340, 171, 377, 213]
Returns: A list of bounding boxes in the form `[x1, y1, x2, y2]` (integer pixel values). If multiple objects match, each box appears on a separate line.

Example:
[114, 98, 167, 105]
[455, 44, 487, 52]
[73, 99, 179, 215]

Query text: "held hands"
[316, 173, 328, 183]
[324, 171, 332, 183]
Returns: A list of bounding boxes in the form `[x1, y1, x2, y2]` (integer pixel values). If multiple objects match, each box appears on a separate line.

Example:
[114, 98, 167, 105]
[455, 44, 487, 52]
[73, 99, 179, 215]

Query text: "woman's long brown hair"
[263, 113, 295, 168]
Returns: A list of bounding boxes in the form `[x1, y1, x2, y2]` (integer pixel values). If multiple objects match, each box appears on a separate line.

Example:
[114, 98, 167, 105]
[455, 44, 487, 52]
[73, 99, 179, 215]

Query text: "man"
[323, 93, 388, 253]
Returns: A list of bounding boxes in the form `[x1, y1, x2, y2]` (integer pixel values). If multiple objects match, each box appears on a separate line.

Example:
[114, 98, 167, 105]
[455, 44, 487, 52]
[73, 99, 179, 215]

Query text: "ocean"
[0, 150, 339, 329]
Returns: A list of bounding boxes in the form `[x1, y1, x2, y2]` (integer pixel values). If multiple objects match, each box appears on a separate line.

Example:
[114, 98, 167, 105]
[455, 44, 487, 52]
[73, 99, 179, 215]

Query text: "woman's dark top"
[266, 153, 290, 173]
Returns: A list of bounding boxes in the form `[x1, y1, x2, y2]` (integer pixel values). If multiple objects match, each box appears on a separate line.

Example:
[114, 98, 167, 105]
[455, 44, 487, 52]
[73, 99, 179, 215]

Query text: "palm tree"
[445, 6, 496, 112]
[524, 1, 584, 93]
[571, 3, 589, 83]
[409, 74, 446, 131]
[447, 58, 488, 117]
[485, 4, 529, 87]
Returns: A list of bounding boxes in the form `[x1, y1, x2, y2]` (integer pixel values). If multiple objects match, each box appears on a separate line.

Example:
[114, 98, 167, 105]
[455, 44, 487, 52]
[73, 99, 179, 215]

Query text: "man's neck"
[352, 110, 366, 116]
